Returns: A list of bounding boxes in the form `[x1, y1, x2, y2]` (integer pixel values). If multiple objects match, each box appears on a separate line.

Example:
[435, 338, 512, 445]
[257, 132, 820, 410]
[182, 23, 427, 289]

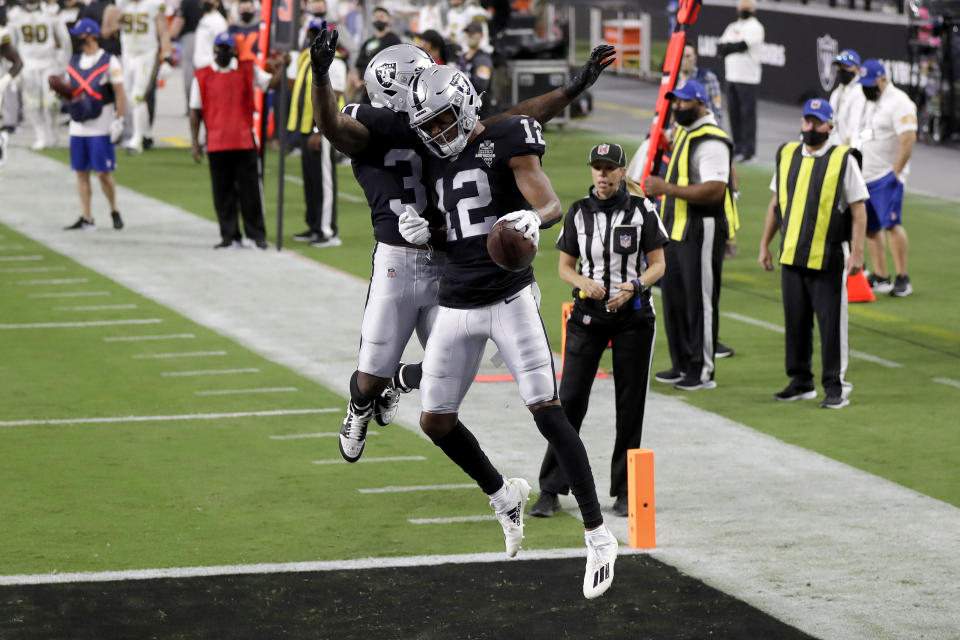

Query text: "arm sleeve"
[189, 77, 202, 109]
[555, 202, 580, 255]
[109, 55, 124, 84]
[891, 93, 918, 135]
[843, 155, 870, 203]
[253, 65, 273, 91]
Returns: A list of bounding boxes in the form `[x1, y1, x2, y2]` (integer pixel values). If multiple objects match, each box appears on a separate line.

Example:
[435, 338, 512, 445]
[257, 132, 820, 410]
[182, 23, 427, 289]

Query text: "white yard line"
[359, 484, 477, 494]
[29, 291, 110, 298]
[409, 515, 497, 524]
[104, 333, 195, 342]
[0, 408, 340, 427]
[0, 254, 43, 262]
[132, 351, 226, 359]
[0, 266, 65, 273]
[312, 456, 426, 465]
[54, 304, 137, 311]
[16, 277, 88, 285]
[933, 377, 960, 390]
[161, 368, 259, 376]
[200, 387, 297, 396]
[0, 319, 161, 329]
[270, 430, 378, 439]
[0, 244, 26, 250]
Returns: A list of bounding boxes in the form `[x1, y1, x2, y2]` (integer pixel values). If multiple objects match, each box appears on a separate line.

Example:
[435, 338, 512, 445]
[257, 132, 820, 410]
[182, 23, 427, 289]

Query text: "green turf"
[35, 133, 960, 511]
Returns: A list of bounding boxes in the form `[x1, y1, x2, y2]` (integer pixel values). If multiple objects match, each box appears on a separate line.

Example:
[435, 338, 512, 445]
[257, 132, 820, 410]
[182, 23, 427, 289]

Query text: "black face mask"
[202, 1, 215, 12]
[836, 68, 856, 85]
[372, 20, 388, 31]
[674, 106, 699, 127]
[738, 9, 753, 19]
[214, 48, 233, 68]
[801, 129, 830, 147]
[240, 10, 255, 22]
[863, 86, 881, 101]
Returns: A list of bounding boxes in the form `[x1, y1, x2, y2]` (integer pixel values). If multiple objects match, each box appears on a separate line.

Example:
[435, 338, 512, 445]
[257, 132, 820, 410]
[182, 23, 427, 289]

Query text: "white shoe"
[583, 525, 618, 599]
[0, 131, 8, 167]
[373, 383, 400, 426]
[125, 139, 143, 155]
[338, 401, 373, 462]
[30, 140, 47, 151]
[491, 477, 530, 557]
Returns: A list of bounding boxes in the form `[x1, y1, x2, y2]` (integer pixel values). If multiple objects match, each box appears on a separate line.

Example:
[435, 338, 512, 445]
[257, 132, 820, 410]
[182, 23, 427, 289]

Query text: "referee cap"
[589, 143, 626, 167]
[802, 98, 833, 123]
[859, 59, 886, 86]
[834, 49, 860, 67]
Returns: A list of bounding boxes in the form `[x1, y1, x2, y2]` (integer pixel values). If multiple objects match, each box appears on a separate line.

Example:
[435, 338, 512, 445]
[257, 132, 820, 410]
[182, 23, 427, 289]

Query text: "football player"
[7, 0, 68, 149]
[116, 0, 171, 153]
[310, 29, 614, 464]
[404, 66, 618, 600]
[0, 22, 24, 166]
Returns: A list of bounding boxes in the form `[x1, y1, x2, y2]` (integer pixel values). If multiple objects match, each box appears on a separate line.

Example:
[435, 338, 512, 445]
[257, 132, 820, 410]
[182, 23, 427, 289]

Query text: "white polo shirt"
[719, 16, 764, 85]
[856, 83, 918, 183]
[829, 77, 866, 147]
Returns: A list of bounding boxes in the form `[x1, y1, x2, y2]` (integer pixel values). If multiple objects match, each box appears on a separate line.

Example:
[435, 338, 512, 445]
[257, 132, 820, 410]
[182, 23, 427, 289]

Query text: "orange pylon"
[627, 448, 656, 549]
[847, 270, 876, 303]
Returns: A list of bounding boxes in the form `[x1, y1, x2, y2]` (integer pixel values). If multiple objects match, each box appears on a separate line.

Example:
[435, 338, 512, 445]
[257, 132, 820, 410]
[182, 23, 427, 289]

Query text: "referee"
[530, 143, 667, 518]
[759, 98, 867, 409]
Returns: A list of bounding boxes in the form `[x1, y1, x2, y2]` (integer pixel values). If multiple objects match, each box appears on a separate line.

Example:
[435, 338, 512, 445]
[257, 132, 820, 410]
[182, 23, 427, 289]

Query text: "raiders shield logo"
[375, 62, 397, 88]
[476, 140, 495, 167]
[817, 34, 839, 92]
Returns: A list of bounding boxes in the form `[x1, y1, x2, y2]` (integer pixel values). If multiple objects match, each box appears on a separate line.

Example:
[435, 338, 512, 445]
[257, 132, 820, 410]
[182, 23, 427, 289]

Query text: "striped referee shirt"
[557, 184, 669, 305]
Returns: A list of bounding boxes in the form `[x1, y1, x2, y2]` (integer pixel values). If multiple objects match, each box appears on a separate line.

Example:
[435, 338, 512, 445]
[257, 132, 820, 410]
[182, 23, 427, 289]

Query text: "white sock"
[488, 479, 509, 511]
[585, 524, 611, 543]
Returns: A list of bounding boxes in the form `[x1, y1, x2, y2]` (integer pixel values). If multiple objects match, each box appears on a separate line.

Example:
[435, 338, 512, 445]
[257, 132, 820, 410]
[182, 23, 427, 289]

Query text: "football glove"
[563, 45, 616, 98]
[499, 209, 541, 247]
[157, 61, 173, 84]
[398, 205, 431, 245]
[109, 118, 124, 144]
[310, 24, 336, 86]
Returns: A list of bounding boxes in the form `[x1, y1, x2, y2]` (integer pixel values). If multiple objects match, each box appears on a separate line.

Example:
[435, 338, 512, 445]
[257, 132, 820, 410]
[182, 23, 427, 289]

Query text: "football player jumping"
[404, 66, 619, 600]
[310, 27, 614, 466]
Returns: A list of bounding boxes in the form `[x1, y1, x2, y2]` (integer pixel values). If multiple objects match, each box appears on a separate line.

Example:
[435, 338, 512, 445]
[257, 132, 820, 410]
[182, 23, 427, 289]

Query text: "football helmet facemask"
[407, 66, 480, 159]
[363, 44, 435, 112]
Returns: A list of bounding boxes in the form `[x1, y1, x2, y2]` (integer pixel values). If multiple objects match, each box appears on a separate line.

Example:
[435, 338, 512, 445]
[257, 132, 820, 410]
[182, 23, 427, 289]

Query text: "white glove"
[398, 204, 431, 245]
[157, 62, 172, 84]
[110, 118, 124, 144]
[499, 209, 541, 248]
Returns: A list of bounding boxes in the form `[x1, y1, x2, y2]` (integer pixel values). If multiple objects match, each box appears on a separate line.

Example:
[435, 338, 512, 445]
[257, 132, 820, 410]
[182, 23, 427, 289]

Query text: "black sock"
[394, 362, 422, 391]
[431, 421, 503, 495]
[349, 370, 372, 408]
[532, 405, 603, 528]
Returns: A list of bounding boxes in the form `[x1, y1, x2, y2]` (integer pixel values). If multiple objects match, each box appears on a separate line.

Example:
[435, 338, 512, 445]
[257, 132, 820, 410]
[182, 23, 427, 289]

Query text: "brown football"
[487, 218, 537, 272]
[48, 75, 74, 100]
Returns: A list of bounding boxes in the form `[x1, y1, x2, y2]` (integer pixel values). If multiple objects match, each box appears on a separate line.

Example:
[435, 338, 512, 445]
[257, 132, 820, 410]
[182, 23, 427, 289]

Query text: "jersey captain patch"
[476, 140, 495, 167]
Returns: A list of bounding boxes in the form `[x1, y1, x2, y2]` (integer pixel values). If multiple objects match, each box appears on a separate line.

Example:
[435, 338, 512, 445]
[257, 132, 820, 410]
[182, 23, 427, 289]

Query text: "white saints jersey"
[7, 3, 63, 68]
[117, 0, 166, 57]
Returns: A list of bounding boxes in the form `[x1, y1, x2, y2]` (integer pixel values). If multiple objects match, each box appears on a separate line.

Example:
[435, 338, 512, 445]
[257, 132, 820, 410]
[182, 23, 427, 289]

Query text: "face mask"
[202, 1, 215, 12]
[674, 106, 698, 127]
[836, 68, 856, 85]
[372, 20, 388, 31]
[801, 129, 829, 147]
[214, 48, 233, 68]
[738, 9, 753, 19]
[240, 10, 255, 22]
[863, 85, 881, 101]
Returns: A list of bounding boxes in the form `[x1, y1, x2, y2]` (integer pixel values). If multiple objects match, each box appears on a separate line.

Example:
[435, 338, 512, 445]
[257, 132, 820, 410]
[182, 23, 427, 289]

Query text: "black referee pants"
[781, 261, 848, 397]
[207, 148, 267, 244]
[538, 301, 656, 499]
[661, 217, 726, 383]
[300, 135, 338, 238]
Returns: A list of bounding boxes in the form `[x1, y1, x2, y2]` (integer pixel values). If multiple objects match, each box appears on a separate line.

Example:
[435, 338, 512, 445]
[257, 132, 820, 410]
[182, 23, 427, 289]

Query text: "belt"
[577, 297, 629, 315]
[382, 240, 431, 251]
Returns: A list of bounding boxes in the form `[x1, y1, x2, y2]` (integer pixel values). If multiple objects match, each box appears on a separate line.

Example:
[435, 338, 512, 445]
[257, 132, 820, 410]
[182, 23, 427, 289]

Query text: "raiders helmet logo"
[598, 144, 610, 155]
[816, 34, 838, 92]
[375, 62, 397, 88]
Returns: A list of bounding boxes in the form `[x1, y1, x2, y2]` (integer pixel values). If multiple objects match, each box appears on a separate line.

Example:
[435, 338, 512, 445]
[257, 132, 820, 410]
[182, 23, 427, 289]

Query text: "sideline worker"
[530, 142, 667, 519]
[758, 98, 867, 409]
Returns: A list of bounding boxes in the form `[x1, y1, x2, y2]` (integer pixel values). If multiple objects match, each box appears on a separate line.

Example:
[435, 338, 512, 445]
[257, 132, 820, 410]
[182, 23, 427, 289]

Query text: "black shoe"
[213, 239, 238, 249]
[529, 491, 560, 518]
[715, 342, 735, 359]
[110, 210, 124, 230]
[142, 136, 154, 150]
[254, 240, 269, 250]
[674, 377, 717, 390]
[890, 274, 912, 297]
[310, 235, 342, 248]
[293, 229, 318, 242]
[654, 369, 683, 383]
[612, 495, 628, 517]
[867, 273, 893, 293]
[64, 216, 95, 231]
[773, 384, 817, 402]
[820, 394, 849, 409]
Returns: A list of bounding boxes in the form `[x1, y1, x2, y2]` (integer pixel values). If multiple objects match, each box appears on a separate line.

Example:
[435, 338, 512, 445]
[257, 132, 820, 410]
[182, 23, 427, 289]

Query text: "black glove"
[563, 44, 616, 99]
[310, 24, 336, 86]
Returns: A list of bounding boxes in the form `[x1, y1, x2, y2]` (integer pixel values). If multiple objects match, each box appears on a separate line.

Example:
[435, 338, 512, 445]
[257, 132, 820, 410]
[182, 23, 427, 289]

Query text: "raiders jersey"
[342, 103, 445, 245]
[117, 0, 165, 57]
[8, 4, 62, 67]
[426, 115, 546, 309]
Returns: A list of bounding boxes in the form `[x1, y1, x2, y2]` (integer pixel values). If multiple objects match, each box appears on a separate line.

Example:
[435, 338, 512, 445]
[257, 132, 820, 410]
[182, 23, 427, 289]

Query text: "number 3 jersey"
[342, 103, 445, 246]
[425, 115, 545, 309]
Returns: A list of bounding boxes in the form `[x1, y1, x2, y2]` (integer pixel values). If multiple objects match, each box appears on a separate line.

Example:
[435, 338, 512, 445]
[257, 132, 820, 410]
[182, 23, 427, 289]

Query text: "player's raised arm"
[509, 154, 562, 227]
[310, 28, 370, 156]
[485, 45, 615, 127]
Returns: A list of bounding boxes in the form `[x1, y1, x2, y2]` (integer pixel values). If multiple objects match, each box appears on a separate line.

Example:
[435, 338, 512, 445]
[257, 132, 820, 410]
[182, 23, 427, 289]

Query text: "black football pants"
[208, 148, 267, 244]
[538, 301, 656, 499]
[300, 136, 338, 238]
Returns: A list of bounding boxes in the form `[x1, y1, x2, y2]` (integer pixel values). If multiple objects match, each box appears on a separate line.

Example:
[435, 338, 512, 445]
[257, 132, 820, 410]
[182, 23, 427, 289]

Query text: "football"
[48, 75, 74, 100]
[487, 218, 537, 272]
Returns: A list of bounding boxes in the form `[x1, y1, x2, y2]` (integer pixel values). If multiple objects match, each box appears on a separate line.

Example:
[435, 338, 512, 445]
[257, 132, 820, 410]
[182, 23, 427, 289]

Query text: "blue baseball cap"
[802, 98, 833, 123]
[859, 59, 886, 87]
[307, 17, 328, 32]
[834, 49, 860, 67]
[69, 17, 100, 36]
[214, 32, 235, 47]
[666, 80, 707, 103]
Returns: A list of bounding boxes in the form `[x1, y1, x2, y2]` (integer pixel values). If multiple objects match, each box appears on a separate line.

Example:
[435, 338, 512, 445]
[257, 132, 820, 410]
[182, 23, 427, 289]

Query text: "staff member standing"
[829, 48, 864, 146]
[759, 99, 867, 409]
[189, 31, 283, 249]
[643, 80, 735, 391]
[530, 143, 667, 519]
[716, 0, 763, 163]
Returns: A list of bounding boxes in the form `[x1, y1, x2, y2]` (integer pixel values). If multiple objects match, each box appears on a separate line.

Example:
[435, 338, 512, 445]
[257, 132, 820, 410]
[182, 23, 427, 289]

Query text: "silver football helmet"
[363, 44, 435, 112]
[407, 66, 480, 159]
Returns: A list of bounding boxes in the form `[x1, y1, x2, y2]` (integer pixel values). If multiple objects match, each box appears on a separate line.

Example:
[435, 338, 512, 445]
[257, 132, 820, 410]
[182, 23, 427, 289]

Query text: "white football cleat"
[491, 477, 530, 558]
[338, 401, 373, 462]
[373, 383, 400, 427]
[583, 525, 618, 599]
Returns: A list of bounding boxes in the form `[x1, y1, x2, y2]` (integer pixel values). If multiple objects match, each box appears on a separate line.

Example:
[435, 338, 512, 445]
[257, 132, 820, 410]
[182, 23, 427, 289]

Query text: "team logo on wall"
[375, 62, 396, 88]
[476, 140, 495, 166]
[817, 34, 839, 92]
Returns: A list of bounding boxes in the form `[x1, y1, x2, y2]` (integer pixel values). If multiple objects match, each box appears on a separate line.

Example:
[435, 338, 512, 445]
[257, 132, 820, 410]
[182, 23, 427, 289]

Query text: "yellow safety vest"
[775, 142, 855, 270]
[287, 50, 345, 134]
[661, 123, 738, 242]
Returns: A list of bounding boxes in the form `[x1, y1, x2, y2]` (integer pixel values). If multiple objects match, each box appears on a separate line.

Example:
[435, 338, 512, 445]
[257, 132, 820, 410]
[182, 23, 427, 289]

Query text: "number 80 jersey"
[426, 115, 546, 309]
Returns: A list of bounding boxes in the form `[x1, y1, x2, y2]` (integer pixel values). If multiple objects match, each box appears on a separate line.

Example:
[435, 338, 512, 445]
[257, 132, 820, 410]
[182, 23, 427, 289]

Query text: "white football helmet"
[407, 66, 480, 159]
[363, 44, 435, 112]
